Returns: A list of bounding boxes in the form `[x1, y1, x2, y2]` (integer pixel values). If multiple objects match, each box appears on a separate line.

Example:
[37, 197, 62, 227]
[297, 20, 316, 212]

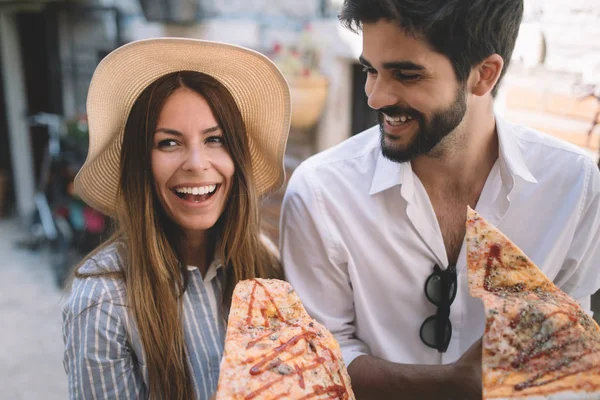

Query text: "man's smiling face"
[361, 19, 468, 163]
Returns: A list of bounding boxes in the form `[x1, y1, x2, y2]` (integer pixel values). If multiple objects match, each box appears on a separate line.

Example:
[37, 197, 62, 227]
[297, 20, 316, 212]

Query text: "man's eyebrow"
[382, 61, 425, 71]
[359, 55, 372, 67]
[359, 54, 426, 71]
[154, 125, 221, 135]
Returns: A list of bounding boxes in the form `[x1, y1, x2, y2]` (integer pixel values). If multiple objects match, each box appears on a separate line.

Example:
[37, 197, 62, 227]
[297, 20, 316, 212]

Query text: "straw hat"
[74, 37, 291, 217]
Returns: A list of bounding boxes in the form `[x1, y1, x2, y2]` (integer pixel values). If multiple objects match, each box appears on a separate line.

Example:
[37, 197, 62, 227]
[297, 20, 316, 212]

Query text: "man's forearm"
[348, 355, 460, 400]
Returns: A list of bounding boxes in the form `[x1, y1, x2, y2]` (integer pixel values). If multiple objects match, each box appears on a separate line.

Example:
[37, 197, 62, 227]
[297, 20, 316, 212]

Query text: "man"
[279, 1, 600, 399]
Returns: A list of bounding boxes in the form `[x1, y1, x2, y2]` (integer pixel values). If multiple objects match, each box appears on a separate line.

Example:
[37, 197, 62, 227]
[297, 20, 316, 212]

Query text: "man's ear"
[470, 54, 504, 97]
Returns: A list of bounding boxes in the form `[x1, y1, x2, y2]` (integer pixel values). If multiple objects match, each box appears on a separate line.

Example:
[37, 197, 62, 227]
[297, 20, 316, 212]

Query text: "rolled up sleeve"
[280, 164, 369, 367]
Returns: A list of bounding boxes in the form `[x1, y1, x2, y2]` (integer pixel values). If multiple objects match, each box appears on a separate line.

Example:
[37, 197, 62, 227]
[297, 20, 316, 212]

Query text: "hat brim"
[74, 38, 291, 217]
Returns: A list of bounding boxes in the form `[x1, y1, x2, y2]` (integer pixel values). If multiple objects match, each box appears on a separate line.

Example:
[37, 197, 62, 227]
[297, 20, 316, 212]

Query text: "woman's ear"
[470, 54, 504, 97]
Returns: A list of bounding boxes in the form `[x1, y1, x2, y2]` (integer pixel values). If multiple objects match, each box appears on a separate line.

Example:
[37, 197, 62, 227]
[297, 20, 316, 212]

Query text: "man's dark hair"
[340, 0, 523, 96]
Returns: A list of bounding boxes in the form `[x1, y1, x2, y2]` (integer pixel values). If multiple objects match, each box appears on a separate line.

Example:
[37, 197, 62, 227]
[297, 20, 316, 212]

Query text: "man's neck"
[411, 105, 499, 194]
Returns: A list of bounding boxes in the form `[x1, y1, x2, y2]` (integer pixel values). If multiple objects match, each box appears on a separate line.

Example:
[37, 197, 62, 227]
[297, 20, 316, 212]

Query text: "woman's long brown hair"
[76, 71, 282, 399]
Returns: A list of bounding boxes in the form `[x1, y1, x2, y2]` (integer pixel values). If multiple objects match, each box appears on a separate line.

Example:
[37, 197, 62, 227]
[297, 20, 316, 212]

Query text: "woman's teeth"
[384, 114, 414, 126]
[175, 185, 217, 196]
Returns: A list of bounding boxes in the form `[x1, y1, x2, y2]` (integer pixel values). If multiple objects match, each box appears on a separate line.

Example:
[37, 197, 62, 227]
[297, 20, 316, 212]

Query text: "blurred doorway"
[16, 9, 63, 187]
[0, 52, 14, 216]
[351, 62, 378, 135]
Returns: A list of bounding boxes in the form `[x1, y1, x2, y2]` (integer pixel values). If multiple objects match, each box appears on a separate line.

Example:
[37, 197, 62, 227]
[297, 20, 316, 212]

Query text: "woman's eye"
[206, 136, 224, 145]
[157, 139, 178, 149]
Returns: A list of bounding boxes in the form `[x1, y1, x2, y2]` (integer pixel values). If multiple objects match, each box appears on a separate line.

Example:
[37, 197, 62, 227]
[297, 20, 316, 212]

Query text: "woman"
[62, 38, 290, 399]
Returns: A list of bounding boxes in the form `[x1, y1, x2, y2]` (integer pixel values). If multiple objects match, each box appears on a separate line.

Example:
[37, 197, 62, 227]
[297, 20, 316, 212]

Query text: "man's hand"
[450, 338, 483, 399]
[345, 339, 483, 400]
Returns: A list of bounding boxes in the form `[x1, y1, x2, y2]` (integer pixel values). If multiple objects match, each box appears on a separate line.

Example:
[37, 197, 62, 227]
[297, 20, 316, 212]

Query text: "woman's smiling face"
[151, 87, 234, 237]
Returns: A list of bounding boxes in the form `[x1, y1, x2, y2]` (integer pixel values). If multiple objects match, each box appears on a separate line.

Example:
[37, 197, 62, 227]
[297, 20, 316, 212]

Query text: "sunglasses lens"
[425, 272, 457, 306]
[420, 315, 452, 351]
[425, 274, 443, 305]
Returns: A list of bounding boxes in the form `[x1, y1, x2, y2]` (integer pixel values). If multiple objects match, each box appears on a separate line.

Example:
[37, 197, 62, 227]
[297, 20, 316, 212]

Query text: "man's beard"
[378, 86, 467, 163]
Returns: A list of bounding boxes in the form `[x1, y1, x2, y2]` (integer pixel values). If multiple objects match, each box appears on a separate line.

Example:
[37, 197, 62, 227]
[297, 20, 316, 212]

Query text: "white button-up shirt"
[280, 116, 600, 367]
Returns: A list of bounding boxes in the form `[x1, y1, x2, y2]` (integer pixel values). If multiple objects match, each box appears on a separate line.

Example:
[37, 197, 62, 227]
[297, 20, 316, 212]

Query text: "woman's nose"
[182, 147, 210, 171]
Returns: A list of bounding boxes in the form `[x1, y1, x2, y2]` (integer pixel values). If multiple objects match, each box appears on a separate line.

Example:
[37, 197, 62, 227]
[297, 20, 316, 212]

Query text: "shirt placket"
[444, 160, 514, 363]
[405, 169, 449, 269]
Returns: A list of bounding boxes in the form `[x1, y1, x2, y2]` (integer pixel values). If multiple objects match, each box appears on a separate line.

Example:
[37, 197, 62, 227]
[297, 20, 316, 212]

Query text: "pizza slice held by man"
[466, 206, 600, 399]
[215, 278, 355, 400]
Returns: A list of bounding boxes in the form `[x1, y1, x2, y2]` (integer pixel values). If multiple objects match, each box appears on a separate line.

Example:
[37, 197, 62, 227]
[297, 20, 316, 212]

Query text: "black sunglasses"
[419, 264, 457, 353]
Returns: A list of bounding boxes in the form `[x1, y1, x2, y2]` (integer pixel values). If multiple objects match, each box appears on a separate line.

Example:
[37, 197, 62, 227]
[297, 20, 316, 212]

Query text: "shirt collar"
[369, 114, 537, 196]
[370, 151, 403, 195]
[369, 152, 415, 199]
[187, 258, 224, 283]
[186, 261, 224, 271]
[495, 114, 537, 185]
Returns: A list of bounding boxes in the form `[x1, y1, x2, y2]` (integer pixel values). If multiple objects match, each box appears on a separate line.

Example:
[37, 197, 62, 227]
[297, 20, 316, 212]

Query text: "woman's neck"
[179, 230, 213, 276]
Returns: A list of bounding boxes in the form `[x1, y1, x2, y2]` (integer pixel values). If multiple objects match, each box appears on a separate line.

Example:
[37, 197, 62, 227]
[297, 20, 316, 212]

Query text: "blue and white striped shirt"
[62, 243, 228, 399]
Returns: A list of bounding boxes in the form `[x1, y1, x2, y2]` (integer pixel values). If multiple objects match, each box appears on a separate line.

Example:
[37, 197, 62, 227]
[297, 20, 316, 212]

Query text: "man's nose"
[366, 77, 399, 111]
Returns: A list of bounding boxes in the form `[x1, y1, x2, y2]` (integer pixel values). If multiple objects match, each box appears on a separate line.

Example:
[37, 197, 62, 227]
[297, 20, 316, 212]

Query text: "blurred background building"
[0, 0, 598, 398]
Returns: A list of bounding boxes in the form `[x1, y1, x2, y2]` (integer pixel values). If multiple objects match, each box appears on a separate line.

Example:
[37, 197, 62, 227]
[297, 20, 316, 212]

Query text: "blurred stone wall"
[60, 0, 337, 115]
[498, 0, 600, 160]
[533, 0, 600, 83]
[111, 0, 325, 19]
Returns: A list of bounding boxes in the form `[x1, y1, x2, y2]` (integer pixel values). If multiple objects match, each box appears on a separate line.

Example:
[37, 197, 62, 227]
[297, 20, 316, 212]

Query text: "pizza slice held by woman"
[466, 206, 600, 399]
[215, 278, 355, 400]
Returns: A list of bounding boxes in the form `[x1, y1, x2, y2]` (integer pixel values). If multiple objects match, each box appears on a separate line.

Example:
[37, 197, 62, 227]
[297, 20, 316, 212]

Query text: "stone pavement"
[0, 218, 68, 400]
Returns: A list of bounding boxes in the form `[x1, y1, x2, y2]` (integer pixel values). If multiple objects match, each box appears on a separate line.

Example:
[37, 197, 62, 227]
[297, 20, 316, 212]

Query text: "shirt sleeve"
[63, 276, 146, 400]
[555, 158, 600, 311]
[280, 164, 369, 367]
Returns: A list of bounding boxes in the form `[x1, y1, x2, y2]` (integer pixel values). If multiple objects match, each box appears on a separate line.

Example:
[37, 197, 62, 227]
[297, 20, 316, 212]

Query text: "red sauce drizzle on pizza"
[484, 244, 525, 293]
[248, 331, 320, 375]
[295, 364, 306, 389]
[246, 280, 302, 350]
[296, 384, 348, 400]
[483, 245, 600, 392]
[242, 280, 350, 399]
[247, 331, 276, 350]
[246, 282, 259, 326]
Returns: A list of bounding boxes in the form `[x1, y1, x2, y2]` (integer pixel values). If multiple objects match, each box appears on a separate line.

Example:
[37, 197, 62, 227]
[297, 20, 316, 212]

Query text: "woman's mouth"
[172, 184, 219, 203]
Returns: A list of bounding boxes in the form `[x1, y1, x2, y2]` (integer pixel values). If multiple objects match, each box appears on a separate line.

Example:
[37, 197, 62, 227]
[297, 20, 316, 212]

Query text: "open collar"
[368, 114, 537, 197]
[187, 259, 224, 283]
